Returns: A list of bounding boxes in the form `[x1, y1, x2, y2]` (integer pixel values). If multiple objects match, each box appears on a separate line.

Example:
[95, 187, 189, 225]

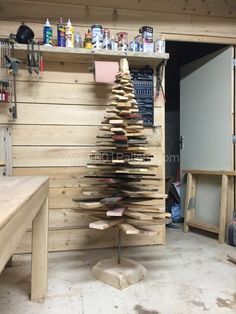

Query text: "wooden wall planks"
[1, 1, 236, 40]
[0, 15, 167, 252]
[15, 225, 165, 254]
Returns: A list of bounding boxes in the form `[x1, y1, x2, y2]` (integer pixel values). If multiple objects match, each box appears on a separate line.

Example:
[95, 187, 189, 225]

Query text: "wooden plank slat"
[1, 2, 236, 37]
[187, 219, 219, 234]
[11, 125, 162, 146]
[12, 146, 163, 167]
[13, 166, 163, 188]
[0, 104, 105, 125]
[183, 169, 236, 176]
[15, 81, 111, 105]
[17, 65, 94, 84]
[12, 125, 98, 146]
[15, 225, 165, 253]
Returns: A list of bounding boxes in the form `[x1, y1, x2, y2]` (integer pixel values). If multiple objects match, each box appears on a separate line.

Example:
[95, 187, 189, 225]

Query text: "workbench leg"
[183, 173, 192, 232]
[31, 197, 48, 301]
[5, 256, 13, 268]
[218, 175, 228, 244]
[227, 176, 234, 242]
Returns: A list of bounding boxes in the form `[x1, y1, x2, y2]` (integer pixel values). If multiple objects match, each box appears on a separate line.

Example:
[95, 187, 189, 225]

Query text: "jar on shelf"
[91, 24, 103, 49]
[117, 32, 128, 52]
[103, 28, 111, 50]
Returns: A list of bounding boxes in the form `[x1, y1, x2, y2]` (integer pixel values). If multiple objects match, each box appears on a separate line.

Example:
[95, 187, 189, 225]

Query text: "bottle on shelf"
[57, 17, 66, 47]
[84, 29, 92, 49]
[43, 18, 53, 46]
[65, 19, 74, 48]
[74, 29, 83, 48]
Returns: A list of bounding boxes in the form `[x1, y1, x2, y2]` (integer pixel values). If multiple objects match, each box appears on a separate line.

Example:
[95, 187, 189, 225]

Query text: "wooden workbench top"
[183, 169, 236, 176]
[0, 176, 49, 231]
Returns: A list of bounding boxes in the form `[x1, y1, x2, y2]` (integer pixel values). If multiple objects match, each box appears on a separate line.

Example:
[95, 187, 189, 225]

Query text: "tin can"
[154, 38, 165, 53]
[139, 26, 153, 40]
[91, 24, 103, 49]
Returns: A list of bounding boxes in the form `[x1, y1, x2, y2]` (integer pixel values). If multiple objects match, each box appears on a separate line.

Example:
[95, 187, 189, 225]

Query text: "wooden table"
[183, 170, 235, 244]
[0, 176, 49, 301]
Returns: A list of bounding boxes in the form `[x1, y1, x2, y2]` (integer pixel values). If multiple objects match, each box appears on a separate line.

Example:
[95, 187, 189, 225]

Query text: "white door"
[180, 47, 234, 225]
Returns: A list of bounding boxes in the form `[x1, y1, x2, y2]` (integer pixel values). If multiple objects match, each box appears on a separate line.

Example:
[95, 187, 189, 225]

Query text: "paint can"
[91, 24, 103, 49]
[139, 26, 153, 40]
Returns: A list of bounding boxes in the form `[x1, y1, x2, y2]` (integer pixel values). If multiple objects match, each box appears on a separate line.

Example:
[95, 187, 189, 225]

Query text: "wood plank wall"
[0, 24, 166, 253]
[1, 0, 236, 252]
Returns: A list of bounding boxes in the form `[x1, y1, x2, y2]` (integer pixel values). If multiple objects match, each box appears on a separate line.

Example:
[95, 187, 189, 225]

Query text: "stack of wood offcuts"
[73, 58, 170, 238]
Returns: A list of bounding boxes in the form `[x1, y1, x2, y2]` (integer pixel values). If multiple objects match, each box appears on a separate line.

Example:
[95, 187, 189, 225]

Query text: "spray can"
[57, 17, 65, 47]
[65, 19, 74, 48]
[43, 18, 53, 46]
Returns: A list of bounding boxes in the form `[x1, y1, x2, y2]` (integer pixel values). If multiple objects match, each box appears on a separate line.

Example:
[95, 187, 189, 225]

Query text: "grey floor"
[0, 228, 236, 314]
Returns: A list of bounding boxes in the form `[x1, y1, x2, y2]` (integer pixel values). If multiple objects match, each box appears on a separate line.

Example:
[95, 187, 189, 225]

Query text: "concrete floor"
[0, 228, 236, 314]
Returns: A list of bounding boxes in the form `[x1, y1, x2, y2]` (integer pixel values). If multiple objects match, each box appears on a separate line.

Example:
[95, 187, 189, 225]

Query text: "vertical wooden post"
[31, 197, 48, 301]
[0, 126, 12, 176]
[183, 173, 192, 232]
[218, 175, 228, 244]
[227, 176, 234, 240]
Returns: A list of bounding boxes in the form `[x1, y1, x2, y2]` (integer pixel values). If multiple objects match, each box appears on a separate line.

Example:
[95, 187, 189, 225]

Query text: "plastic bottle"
[84, 29, 92, 49]
[65, 19, 74, 48]
[74, 29, 82, 48]
[43, 18, 53, 46]
[57, 17, 65, 47]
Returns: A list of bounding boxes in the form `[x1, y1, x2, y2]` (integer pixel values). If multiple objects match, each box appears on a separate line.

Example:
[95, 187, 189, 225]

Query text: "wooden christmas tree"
[73, 58, 170, 289]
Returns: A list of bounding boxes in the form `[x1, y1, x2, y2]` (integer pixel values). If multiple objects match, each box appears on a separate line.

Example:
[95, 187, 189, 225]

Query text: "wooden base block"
[91, 257, 146, 290]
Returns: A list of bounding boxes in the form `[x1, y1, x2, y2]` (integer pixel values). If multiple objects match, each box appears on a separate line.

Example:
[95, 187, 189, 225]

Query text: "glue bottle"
[65, 19, 74, 48]
[57, 17, 65, 47]
[43, 18, 53, 46]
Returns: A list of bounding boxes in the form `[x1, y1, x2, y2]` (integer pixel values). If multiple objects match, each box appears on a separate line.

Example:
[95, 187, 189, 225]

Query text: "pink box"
[94, 61, 119, 83]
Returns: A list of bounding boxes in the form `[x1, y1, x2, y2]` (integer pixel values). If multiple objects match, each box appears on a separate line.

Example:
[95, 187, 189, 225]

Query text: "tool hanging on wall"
[27, 40, 40, 79]
[0, 38, 21, 119]
[5, 40, 21, 119]
[0, 38, 10, 104]
[155, 59, 167, 104]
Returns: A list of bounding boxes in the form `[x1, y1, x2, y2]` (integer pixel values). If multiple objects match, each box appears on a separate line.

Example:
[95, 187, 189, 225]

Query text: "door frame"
[165, 35, 236, 220]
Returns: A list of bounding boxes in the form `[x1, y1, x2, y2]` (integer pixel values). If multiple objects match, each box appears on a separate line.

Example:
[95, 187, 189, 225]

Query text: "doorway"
[165, 41, 234, 224]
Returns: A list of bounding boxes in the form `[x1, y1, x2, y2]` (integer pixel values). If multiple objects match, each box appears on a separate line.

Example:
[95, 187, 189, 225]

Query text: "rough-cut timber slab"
[91, 257, 146, 290]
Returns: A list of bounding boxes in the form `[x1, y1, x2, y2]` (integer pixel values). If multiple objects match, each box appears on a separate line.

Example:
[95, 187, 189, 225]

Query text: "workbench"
[0, 176, 49, 301]
[183, 170, 235, 243]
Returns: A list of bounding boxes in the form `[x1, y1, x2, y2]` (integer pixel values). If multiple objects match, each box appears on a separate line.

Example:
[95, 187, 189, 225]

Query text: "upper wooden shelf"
[14, 44, 169, 66]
